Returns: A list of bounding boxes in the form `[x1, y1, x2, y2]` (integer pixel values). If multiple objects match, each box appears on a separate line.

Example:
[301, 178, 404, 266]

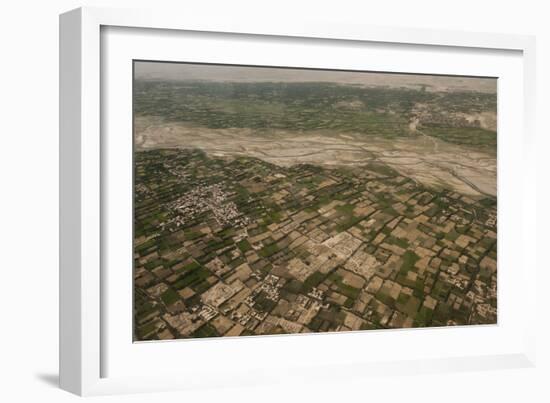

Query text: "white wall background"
[0, 0, 548, 401]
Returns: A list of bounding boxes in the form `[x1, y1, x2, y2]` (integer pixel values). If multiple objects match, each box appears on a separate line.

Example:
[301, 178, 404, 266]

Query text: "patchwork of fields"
[133, 77, 497, 340]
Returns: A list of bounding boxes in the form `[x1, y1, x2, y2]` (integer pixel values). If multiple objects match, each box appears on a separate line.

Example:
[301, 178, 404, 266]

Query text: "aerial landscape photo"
[133, 61, 497, 341]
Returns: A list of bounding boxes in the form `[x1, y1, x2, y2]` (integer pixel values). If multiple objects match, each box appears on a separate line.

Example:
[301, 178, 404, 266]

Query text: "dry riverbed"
[135, 117, 496, 198]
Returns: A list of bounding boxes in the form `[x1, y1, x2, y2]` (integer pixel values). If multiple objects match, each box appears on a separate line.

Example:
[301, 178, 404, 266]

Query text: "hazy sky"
[134, 61, 497, 93]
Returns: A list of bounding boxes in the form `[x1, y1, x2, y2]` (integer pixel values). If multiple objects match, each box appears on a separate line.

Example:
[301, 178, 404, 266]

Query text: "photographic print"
[133, 61, 497, 341]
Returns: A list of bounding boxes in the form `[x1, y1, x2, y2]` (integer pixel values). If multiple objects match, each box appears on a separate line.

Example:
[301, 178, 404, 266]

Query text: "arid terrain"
[132, 65, 497, 341]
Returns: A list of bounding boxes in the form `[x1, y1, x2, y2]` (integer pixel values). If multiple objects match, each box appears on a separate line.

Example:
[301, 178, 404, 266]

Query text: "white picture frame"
[59, 6, 537, 396]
